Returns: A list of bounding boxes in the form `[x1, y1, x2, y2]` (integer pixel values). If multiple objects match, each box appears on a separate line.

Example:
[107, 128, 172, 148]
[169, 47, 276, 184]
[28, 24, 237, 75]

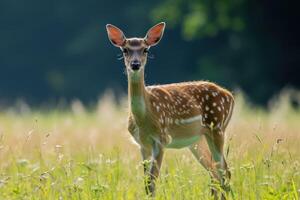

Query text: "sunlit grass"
[0, 90, 299, 199]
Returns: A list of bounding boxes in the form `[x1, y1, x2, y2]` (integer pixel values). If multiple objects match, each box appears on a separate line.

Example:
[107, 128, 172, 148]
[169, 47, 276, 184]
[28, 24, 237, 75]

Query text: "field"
[0, 91, 299, 200]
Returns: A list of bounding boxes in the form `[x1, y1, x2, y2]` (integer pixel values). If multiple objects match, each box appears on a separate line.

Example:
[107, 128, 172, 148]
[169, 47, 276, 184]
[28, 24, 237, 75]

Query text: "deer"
[106, 22, 234, 200]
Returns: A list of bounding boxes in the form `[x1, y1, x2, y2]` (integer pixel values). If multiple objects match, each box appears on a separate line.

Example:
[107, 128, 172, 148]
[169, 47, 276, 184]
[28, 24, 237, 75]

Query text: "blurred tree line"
[0, 0, 299, 106]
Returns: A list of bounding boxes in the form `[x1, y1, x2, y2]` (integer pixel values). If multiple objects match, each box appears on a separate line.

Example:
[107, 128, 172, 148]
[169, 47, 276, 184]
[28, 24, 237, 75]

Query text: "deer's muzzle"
[131, 60, 141, 71]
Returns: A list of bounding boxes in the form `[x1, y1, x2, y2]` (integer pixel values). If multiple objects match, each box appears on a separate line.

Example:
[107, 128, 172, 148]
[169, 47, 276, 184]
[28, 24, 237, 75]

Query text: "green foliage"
[152, 0, 246, 39]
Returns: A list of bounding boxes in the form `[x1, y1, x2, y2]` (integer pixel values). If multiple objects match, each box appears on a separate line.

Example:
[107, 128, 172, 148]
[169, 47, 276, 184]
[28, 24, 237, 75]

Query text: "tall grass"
[0, 90, 299, 199]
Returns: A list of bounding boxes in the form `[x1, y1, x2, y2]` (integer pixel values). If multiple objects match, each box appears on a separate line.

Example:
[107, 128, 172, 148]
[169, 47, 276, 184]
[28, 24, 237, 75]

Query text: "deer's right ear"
[145, 22, 165, 47]
[106, 24, 126, 47]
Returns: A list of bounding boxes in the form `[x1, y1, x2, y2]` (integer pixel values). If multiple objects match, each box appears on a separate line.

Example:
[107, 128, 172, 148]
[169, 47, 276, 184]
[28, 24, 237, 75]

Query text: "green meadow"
[0, 91, 299, 200]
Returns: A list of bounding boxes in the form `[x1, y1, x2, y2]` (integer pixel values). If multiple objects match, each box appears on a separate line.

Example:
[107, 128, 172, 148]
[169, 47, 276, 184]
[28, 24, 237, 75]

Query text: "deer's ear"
[106, 24, 126, 47]
[145, 22, 165, 46]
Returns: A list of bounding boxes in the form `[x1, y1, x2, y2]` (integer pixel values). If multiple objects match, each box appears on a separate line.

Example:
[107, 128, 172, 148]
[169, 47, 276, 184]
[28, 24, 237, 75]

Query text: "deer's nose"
[130, 60, 141, 71]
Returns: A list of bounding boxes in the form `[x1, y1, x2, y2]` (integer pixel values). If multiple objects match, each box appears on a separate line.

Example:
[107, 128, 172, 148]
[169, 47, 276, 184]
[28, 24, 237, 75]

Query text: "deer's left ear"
[145, 22, 165, 46]
[106, 24, 126, 47]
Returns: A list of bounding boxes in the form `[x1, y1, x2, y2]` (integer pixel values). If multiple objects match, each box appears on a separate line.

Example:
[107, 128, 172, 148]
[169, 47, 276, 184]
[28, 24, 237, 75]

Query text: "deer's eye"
[122, 48, 128, 54]
[143, 48, 149, 54]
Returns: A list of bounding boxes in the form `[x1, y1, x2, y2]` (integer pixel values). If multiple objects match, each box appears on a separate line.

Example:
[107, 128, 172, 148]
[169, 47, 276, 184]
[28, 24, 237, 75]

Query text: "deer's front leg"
[141, 142, 164, 196]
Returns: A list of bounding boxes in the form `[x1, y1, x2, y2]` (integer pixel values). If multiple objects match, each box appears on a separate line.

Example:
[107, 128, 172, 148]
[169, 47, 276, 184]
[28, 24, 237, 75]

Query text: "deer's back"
[146, 81, 234, 131]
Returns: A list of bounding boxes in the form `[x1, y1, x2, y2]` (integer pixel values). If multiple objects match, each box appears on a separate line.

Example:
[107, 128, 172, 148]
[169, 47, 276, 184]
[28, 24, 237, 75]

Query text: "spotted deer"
[106, 22, 234, 199]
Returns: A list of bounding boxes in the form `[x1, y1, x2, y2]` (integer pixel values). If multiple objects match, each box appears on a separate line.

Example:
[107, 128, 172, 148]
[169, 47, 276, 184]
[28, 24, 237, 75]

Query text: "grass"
[0, 91, 299, 199]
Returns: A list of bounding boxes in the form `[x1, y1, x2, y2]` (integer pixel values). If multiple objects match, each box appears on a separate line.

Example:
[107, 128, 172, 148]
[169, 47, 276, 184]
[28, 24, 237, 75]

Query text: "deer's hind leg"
[203, 128, 230, 200]
[189, 135, 216, 177]
[189, 135, 224, 199]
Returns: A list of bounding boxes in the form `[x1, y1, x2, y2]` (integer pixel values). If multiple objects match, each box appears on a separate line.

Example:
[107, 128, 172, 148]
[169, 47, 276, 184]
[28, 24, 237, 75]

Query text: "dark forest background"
[0, 0, 299, 106]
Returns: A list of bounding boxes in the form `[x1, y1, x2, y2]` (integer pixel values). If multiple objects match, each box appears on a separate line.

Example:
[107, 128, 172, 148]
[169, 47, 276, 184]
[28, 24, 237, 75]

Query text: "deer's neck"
[128, 70, 148, 119]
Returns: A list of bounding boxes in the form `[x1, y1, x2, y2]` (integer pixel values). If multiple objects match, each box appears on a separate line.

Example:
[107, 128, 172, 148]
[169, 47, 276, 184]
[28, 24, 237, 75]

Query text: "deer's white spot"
[213, 102, 217, 107]
[226, 96, 230, 102]
[217, 106, 221, 111]
[205, 106, 209, 111]
[163, 127, 168, 133]
[159, 116, 164, 124]
[206, 95, 209, 100]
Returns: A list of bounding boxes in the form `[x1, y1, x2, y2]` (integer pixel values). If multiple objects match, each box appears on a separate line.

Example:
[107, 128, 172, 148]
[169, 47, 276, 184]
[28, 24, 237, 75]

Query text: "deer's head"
[106, 22, 165, 74]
